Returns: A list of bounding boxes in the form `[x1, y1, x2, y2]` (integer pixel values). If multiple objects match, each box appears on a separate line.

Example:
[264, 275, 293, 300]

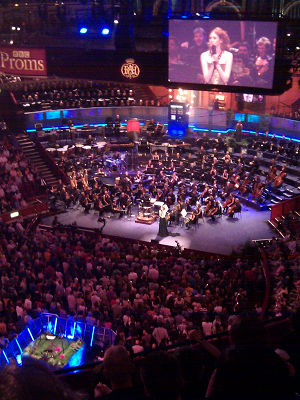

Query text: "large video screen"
[169, 19, 278, 89]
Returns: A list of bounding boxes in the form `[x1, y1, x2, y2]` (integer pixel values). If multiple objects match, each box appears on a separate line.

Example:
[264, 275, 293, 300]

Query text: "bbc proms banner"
[0, 47, 47, 76]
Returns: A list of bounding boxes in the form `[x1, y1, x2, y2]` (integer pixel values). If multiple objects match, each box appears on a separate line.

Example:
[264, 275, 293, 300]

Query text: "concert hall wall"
[25, 106, 229, 131]
[24, 106, 300, 140]
[46, 48, 168, 86]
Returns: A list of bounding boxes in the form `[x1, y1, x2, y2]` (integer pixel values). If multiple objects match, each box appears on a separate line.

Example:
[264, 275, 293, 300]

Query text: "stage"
[42, 204, 276, 255]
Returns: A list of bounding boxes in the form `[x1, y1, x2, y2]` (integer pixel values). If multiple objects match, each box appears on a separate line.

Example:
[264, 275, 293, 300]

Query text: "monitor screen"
[247, 114, 261, 123]
[235, 113, 245, 121]
[63, 109, 77, 118]
[45, 110, 61, 120]
[168, 19, 277, 89]
[243, 94, 264, 103]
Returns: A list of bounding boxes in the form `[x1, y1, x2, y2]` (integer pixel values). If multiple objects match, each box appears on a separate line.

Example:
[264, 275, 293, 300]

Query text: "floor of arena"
[42, 205, 275, 255]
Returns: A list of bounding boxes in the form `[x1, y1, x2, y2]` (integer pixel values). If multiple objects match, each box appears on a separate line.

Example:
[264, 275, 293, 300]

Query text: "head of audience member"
[103, 345, 133, 390]
[192, 27, 206, 48]
[229, 316, 267, 347]
[0, 356, 80, 400]
[256, 37, 272, 58]
[238, 42, 250, 61]
[141, 351, 183, 400]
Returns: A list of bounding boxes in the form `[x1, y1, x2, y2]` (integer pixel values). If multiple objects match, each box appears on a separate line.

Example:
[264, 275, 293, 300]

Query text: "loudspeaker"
[151, 239, 159, 243]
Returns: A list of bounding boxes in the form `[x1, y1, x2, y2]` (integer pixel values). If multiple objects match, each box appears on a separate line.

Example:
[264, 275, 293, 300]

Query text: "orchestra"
[50, 126, 298, 237]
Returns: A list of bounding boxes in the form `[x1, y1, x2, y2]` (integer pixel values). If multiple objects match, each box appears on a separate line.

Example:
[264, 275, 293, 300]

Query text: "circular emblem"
[121, 58, 140, 79]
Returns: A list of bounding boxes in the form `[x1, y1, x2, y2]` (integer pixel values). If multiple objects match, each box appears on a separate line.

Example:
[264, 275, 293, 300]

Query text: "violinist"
[148, 179, 157, 197]
[185, 204, 203, 229]
[220, 181, 232, 201]
[239, 172, 251, 195]
[223, 151, 231, 163]
[156, 188, 165, 202]
[222, 169, 229, 182]
[212, 179, 219, 197]
[228, 198, 241, 218]
[249, 155, 259, 174]
[252, 176, 264, 201]
[223, 193, 235, 213]
[200, 184, 210, 205]
[134, 170, 143, 184]
[233, 175, 241, 190]
[152, 151, 160, 161]
[205, 196, 219, 220]
[170, 171, 179, 187]
[209, 165, 217, 182]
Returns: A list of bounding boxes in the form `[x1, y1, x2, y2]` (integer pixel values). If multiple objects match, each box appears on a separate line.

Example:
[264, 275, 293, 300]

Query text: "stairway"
[16, 134, 59, 187]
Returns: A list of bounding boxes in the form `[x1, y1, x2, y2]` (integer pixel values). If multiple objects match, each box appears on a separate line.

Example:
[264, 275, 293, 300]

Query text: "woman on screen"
[200, 27, 233, 85]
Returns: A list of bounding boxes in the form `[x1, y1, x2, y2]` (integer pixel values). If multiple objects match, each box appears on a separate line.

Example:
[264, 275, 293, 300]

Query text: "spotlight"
[114, 19, 119, 24]
[79, 27, 88, 34]
[11, 26, 16, 30]
[17, 27, 20, 31]
[9, 40, 14, 45]
[101, 28, 110, 35]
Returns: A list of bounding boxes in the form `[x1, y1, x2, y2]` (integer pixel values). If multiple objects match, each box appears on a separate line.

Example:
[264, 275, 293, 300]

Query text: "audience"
[0, 137, 41, 214]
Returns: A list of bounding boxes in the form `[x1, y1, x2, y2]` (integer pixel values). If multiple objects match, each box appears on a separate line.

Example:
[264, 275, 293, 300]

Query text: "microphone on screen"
[211, 45, 217, 68]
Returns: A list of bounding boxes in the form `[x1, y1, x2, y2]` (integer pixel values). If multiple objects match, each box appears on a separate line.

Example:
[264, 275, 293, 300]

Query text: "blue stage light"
[101, 28, 110, 35]
[54, 317, 58, 335]
[16, 354, 22, 366]
[15, 339, 23, 354]
[27, 328, 34, 342]
[2, 350, 9, 364]
[80, 27, 88, 34]
[90, 326, 95, 347]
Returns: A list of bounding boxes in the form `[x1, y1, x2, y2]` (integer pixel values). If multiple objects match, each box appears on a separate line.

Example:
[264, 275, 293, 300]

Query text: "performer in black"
[158, 203, 169, 237]
[235, 120, 243, 141]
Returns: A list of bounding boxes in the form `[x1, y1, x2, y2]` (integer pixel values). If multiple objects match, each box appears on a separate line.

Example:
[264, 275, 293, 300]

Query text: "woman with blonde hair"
[201, 27, 233, 85]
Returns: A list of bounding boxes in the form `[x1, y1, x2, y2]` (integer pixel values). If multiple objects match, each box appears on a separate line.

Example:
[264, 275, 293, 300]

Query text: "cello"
[273, 169, 287, 188]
